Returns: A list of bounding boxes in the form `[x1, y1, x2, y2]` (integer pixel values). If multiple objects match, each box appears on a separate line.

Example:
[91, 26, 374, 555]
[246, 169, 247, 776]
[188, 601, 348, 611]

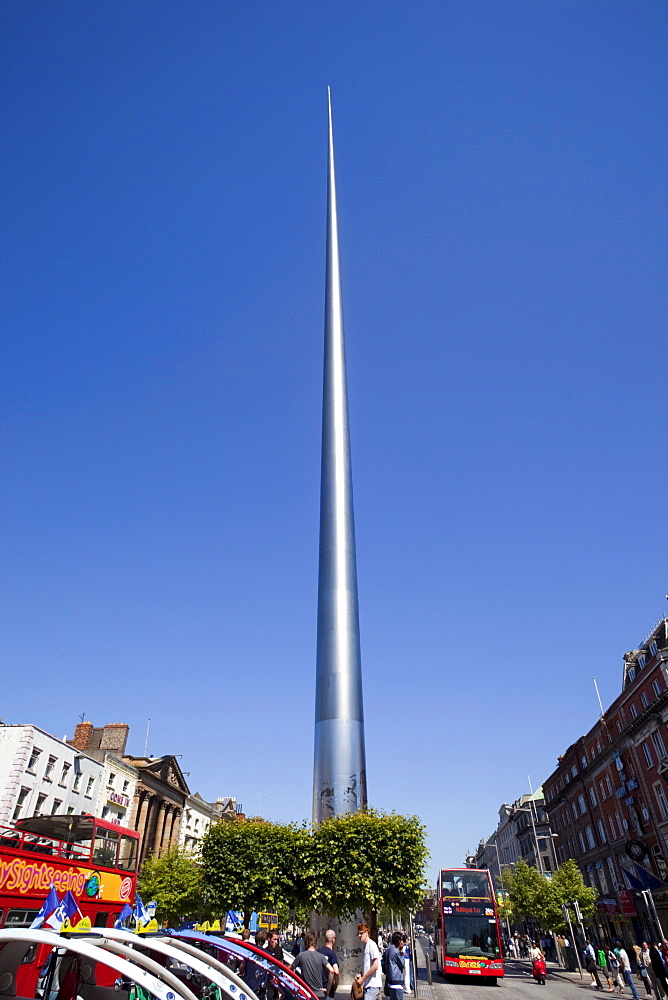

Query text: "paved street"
[412, 938, 644, 1000]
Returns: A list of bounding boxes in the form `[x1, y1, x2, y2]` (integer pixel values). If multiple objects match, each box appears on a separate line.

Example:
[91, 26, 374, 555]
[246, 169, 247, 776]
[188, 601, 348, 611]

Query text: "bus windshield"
[444, 916, 500, 958]
[441, 871, 491, 900]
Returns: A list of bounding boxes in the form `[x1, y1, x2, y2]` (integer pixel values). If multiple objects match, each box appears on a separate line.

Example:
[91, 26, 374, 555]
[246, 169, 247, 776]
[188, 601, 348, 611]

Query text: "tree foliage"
[501, 858, 598, 931]
[138, 846, 205, 927]
[200, 810, 428, 924]
[312, 810, 428, 919]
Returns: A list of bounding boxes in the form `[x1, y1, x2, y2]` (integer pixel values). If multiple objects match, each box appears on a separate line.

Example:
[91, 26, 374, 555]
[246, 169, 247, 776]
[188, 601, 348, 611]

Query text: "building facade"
[543, 617, 668, 942]
[0, 724, 103, 825]
[124, 755, 190, 865]
[68, 721, 138, 828]
[476, 789, 557, 889]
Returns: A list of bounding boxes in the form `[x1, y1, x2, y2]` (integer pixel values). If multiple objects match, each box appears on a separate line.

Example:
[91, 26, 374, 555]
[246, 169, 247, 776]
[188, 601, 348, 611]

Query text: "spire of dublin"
[313, 90, 367, 825]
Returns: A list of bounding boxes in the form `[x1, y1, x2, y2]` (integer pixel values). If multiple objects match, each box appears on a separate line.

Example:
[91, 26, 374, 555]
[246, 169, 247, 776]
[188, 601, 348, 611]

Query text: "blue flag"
[30, 885, 60, 929]
[46, 890, 82, 931]
[135, 893, 149, 926]
[114, 903, 134, 928]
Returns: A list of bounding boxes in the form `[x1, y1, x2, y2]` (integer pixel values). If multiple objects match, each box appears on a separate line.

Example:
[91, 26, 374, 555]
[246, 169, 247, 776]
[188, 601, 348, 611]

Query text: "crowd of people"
[511, 932, 668, 997]
[283, 924, 414, 1000]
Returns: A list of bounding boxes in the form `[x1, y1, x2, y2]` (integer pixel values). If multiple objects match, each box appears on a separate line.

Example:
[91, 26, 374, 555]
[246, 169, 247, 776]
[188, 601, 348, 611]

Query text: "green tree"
[201, 819, 315, 925]
[312, 809, 428, 925]
[502, 858, 598, 931]
[138, 846, 205, 927]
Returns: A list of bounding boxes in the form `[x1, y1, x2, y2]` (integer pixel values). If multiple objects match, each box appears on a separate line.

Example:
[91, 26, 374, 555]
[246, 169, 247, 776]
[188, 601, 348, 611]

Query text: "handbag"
[351, 981, 363, 1000]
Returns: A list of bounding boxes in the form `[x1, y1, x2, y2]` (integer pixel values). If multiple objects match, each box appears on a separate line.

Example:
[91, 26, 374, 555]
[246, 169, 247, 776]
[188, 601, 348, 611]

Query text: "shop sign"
[108, 790, 130, 808]
[618, 889, 637, 916]
[596, 898, 619, 914]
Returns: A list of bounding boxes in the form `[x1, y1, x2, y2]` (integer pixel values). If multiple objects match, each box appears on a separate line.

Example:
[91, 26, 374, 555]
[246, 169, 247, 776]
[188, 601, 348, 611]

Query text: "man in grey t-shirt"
[292, 932, 334, 999]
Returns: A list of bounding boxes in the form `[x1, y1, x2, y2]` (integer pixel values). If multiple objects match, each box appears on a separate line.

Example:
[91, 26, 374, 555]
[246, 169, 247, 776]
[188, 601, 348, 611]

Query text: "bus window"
[118, 834, 137, 871]
[93, 829, 119, 866]
[94, 912, 108, 927]
[5, 909, 39, 927]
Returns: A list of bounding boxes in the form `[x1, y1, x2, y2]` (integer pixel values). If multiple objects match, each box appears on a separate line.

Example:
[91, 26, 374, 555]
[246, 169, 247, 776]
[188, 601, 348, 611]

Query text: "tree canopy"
[501, 858, 598, 930]
[138, 846, 205, 927]
[200, 809, 428, 925]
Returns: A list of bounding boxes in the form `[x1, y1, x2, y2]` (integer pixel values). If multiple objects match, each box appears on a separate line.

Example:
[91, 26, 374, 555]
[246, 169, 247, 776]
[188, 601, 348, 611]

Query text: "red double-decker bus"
[434, 868, 504, 983]
[0, 812, 139, 930]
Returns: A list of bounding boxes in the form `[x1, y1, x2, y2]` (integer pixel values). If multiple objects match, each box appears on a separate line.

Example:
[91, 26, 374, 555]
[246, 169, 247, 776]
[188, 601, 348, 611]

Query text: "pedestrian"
[598, 943, 615, 992]
[381, 931, 405, 1000]
[641, 942, 663, 999]
[355, 924, 382, 1000]
[317, 929, 340, 999]
[255, 930, 267, 949]
[266, 930, 284, 964]
[530, 942, 544, 961]
[584, 940, 605, 991]
[292, 932, 334, 1000]
[616, 941, 640, 1000]
[633, 944, 653, 996]
[241, 928, 251, 942]
[650, 946, 668, 997]
[400, 934, 413, 995]
[607, 944, 625, 993]
[292, 934, 305, 958]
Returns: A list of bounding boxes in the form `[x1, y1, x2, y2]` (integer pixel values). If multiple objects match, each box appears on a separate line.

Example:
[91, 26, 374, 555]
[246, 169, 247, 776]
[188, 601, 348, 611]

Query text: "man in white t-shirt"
[356, 924, 382, 1000]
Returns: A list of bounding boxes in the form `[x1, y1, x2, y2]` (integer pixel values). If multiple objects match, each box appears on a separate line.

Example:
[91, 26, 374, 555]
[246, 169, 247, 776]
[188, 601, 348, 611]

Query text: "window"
[94, 912, 108, 927]
[599, 864, 609, 894]
[653, 731, 667, 758]
[606, 773, 613, 795]
[66, 806, 74, 815]
[27, 748, 41, 772]
[52, 799, 62, 813]
[650, 641, 658, 658]
[578, 793, 587, 815]
[590, 747, 596, 761]
[581, 755, 587, 769]
[596, 739, 601, 754]
[589, 786, 598, 808]
[571, 765, 578, 778]
[73, 772, 82, 792]
[607, 856, 617, 887]
[59, 762, 71, 786]
[578, 832, 586, 853]
[13, 787, 30, 821]
[44, 756, 57, 780]
[609, 813, 618, 839]
[639, 655, 646, 669]
[565, 772, 570, 784]
[85, 776, 95, 796]
[597, 818, 607, 843]
[630, 704, 638, 719]
[616, 809, 625, 834]
[616, 719, 622, 734]
[107, 773, 116, 788]
[653, 680, 662, 697]
[5, 909, 40, 928]
[122, 779, 130, 793]
[33, 793, 47, 816]
[629, 667, 636, 681]
[585, 825, 596, 850]
[572, 802, 579, 820]
[654, 784, 668, 822]
[642, 742, 654, 767]
[641, 692, 650, 709]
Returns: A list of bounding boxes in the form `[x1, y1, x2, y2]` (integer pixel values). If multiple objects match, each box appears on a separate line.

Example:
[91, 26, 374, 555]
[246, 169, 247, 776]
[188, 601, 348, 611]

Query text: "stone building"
[123, 755, 190, 865]
[543, 617, 668, 942]
[476, 789, 557, 888]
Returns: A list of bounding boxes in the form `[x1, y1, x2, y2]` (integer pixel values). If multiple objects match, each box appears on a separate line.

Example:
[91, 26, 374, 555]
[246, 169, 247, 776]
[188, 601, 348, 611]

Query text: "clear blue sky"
[1, 1, 666, 886]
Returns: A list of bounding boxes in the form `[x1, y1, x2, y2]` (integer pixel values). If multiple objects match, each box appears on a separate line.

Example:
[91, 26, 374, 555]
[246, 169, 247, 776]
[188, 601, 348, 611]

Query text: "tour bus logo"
[84, 872, 101, 898]
[120, 876, 132, 900]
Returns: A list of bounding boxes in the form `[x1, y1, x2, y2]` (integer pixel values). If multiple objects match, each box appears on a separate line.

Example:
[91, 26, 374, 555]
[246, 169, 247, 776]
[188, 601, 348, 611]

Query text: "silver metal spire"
[313, 89, 367, 824]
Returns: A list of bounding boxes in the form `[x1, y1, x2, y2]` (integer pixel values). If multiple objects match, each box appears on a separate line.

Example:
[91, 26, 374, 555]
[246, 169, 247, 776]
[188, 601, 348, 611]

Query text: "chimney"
[100, 723, 129, 755]
[70, 721, 94, 751]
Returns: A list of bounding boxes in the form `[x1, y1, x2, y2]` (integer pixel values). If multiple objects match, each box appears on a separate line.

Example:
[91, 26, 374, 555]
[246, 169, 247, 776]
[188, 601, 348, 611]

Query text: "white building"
[94, 754, 138, 827]
[179, 793, 216, 852]
[0, 724, 104, 825]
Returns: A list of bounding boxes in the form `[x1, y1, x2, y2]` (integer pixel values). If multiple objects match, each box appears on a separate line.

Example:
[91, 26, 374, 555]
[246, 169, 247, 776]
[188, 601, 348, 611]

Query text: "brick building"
[543, 617, 668, 942]
[68, 721, 138, 827]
